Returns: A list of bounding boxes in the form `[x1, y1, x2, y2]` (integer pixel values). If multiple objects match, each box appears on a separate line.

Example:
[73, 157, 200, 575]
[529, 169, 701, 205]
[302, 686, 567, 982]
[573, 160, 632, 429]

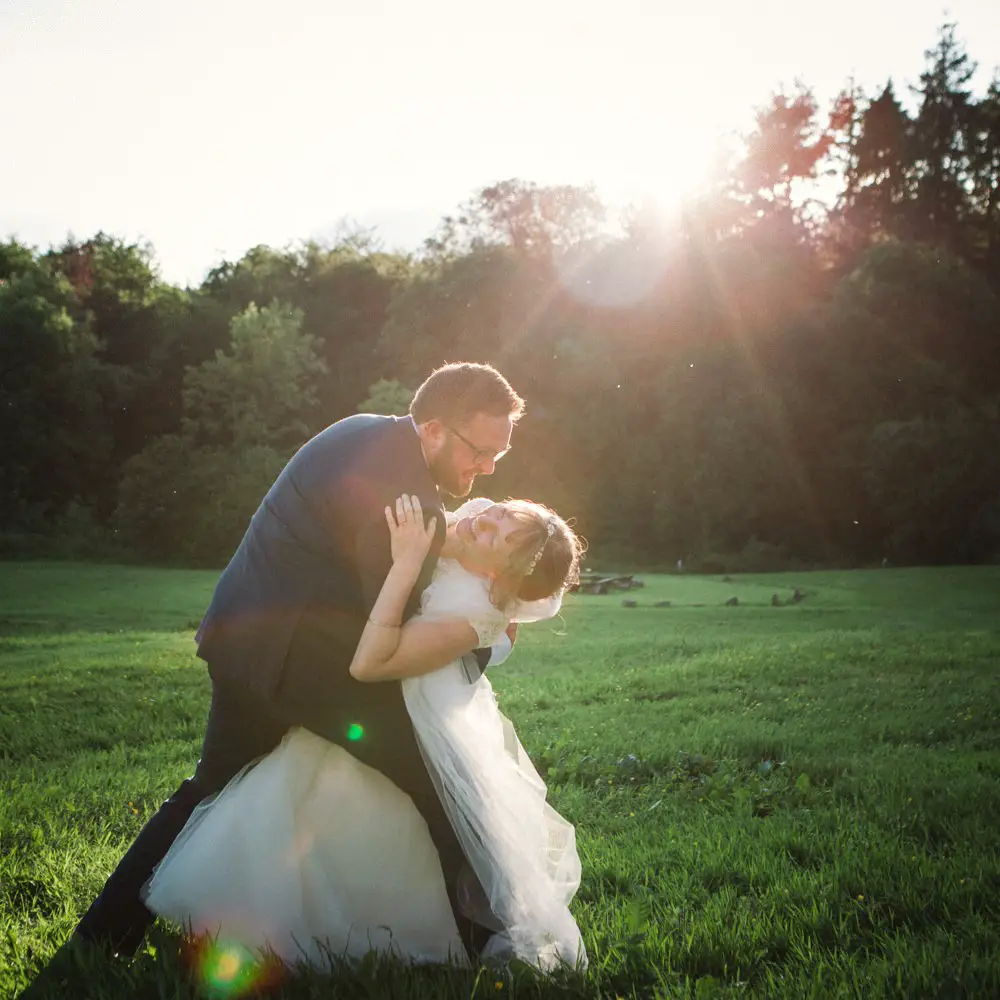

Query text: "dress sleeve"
[466, 611, 508, 648]
[417, 561, 509, 647]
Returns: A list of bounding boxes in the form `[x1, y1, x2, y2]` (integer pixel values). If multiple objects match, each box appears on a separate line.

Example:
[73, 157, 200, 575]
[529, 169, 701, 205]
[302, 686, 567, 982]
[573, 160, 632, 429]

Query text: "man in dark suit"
[72, 361, 525, 963]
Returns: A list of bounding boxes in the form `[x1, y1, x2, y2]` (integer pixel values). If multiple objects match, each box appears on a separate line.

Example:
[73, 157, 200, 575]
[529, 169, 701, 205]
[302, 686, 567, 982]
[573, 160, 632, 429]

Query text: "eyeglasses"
[446, 425, 511, 465]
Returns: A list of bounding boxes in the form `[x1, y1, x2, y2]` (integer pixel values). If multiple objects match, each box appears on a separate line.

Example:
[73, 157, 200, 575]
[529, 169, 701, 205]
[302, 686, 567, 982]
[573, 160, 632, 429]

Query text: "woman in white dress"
[143, 493, 587, 973]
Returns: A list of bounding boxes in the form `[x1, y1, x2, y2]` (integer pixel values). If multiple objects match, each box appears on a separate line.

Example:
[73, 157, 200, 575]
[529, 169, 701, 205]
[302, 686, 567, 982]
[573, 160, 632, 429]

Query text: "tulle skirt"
[143, 661, 586, 973]
[143, 727, 467, 968]
[403, 663, 587, 971]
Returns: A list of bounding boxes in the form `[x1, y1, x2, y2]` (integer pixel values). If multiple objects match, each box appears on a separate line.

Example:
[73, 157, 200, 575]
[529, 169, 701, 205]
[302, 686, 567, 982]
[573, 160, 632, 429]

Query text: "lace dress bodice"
[416, 556, 509, 648]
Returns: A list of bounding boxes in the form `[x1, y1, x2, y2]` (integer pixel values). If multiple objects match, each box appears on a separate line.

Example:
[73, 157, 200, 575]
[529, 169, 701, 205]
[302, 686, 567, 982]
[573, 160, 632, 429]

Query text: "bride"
[142, 493, 588, 973]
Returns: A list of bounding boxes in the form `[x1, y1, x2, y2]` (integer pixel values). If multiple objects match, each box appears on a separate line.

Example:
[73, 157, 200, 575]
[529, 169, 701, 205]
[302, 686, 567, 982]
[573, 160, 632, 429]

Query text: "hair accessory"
[526, 520, 556, 575]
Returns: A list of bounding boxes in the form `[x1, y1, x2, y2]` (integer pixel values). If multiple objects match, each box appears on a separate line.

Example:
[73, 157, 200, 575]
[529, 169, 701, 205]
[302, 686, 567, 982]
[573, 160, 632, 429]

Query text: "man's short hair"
[409, 362, 525, 427]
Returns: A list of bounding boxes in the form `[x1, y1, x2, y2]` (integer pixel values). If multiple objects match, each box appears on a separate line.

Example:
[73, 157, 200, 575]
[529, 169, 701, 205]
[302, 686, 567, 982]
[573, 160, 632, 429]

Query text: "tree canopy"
[3, 22, 999, 569]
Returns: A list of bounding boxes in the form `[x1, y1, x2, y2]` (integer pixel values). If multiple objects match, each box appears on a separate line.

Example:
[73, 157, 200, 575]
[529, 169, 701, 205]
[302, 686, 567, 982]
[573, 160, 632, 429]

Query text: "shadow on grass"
[18, 927, 592, 1000]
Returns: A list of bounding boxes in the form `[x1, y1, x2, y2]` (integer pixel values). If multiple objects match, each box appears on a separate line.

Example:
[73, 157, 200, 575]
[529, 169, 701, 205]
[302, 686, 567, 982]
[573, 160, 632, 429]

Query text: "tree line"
[2, 22, 999, 571]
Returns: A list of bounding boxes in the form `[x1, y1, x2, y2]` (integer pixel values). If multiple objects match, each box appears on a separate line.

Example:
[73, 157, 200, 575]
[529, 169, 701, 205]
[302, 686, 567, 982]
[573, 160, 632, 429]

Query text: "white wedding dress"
[143, 499, 587, 973]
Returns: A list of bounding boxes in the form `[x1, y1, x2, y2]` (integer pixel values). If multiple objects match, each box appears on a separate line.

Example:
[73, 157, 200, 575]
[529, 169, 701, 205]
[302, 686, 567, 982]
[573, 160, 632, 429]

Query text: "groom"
[72, 361, 525, 962]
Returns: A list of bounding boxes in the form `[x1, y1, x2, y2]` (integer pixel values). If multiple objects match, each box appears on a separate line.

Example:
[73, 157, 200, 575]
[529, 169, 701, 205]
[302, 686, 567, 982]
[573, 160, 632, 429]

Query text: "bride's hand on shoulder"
[385, 494, 437, 570]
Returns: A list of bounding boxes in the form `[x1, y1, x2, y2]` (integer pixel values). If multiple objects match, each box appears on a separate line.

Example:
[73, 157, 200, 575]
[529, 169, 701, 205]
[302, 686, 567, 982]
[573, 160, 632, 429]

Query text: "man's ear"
[419, 418, 447, 454]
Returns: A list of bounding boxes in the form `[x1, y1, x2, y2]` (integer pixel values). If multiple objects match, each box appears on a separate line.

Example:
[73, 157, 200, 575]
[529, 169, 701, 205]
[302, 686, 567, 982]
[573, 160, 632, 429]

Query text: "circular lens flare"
[197, 940, 261, 998]
[346, 722, 364, 741]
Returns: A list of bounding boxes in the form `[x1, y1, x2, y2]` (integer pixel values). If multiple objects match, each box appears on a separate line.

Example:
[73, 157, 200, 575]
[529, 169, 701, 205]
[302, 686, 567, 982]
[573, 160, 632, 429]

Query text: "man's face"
[427, 412, 514, 497]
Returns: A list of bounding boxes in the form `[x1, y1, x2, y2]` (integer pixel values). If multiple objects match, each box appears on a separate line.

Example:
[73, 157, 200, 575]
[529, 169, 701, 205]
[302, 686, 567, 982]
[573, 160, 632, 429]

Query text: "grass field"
[1, 561, 998, 999]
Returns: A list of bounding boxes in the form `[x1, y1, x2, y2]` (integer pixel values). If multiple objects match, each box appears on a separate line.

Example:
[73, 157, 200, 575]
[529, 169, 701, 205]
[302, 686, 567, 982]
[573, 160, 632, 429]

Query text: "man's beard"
[428, 445, 473, 498]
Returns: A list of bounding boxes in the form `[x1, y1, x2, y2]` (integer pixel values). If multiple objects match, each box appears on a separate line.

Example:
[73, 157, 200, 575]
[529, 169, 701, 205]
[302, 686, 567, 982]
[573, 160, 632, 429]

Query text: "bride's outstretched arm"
[349, 494, 482, 683]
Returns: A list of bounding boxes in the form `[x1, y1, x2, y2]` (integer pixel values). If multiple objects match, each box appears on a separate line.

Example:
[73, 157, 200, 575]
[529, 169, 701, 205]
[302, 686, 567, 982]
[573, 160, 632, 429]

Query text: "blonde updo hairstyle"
[488, 500, 585, 611]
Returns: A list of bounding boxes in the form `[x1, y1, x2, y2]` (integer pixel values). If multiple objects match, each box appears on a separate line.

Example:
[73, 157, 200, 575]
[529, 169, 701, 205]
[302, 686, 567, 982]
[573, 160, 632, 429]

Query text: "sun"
[550, 135, 727, 308]
[592, 121, 731, 227]
[618, 159, 723, 224]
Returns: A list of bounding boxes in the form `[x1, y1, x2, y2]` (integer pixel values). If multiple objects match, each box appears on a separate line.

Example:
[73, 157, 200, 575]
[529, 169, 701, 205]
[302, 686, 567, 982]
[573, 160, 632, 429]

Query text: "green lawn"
[1, 561, 998, 999]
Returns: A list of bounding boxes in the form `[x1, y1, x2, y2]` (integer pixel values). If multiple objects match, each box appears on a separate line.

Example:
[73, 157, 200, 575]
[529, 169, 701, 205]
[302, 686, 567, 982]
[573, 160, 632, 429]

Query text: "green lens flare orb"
[346, 723, 364, 741]
[198, 941, 259, 998]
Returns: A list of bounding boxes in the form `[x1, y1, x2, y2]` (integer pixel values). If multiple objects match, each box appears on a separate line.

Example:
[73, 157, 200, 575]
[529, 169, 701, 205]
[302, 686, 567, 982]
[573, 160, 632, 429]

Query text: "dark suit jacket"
[196, 413, 446, 767]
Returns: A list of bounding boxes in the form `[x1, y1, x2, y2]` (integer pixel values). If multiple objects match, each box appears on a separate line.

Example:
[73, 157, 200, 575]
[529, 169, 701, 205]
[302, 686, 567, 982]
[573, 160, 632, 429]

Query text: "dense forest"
[3, 23, 999, 571]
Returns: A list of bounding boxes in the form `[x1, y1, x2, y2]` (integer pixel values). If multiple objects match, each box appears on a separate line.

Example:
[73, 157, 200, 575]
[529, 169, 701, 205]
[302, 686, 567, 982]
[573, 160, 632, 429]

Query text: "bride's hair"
[489, 500, 585, 609]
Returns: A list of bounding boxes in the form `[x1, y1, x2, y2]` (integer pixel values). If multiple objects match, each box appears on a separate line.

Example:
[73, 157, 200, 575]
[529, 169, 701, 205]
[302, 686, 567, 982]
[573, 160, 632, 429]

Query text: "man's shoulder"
[284, 412, 431, 502]
[313, 412, 402, 443]
[294, 413, 408, 462]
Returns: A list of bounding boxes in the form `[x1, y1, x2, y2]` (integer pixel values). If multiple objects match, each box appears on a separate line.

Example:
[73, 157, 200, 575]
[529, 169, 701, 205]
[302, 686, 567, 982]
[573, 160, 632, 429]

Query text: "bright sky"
[3, 0, 999, 286]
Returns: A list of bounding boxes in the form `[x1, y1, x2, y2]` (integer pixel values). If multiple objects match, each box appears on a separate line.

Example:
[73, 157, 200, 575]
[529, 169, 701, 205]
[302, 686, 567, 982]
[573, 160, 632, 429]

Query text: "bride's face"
[450, 504, 526, 579]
